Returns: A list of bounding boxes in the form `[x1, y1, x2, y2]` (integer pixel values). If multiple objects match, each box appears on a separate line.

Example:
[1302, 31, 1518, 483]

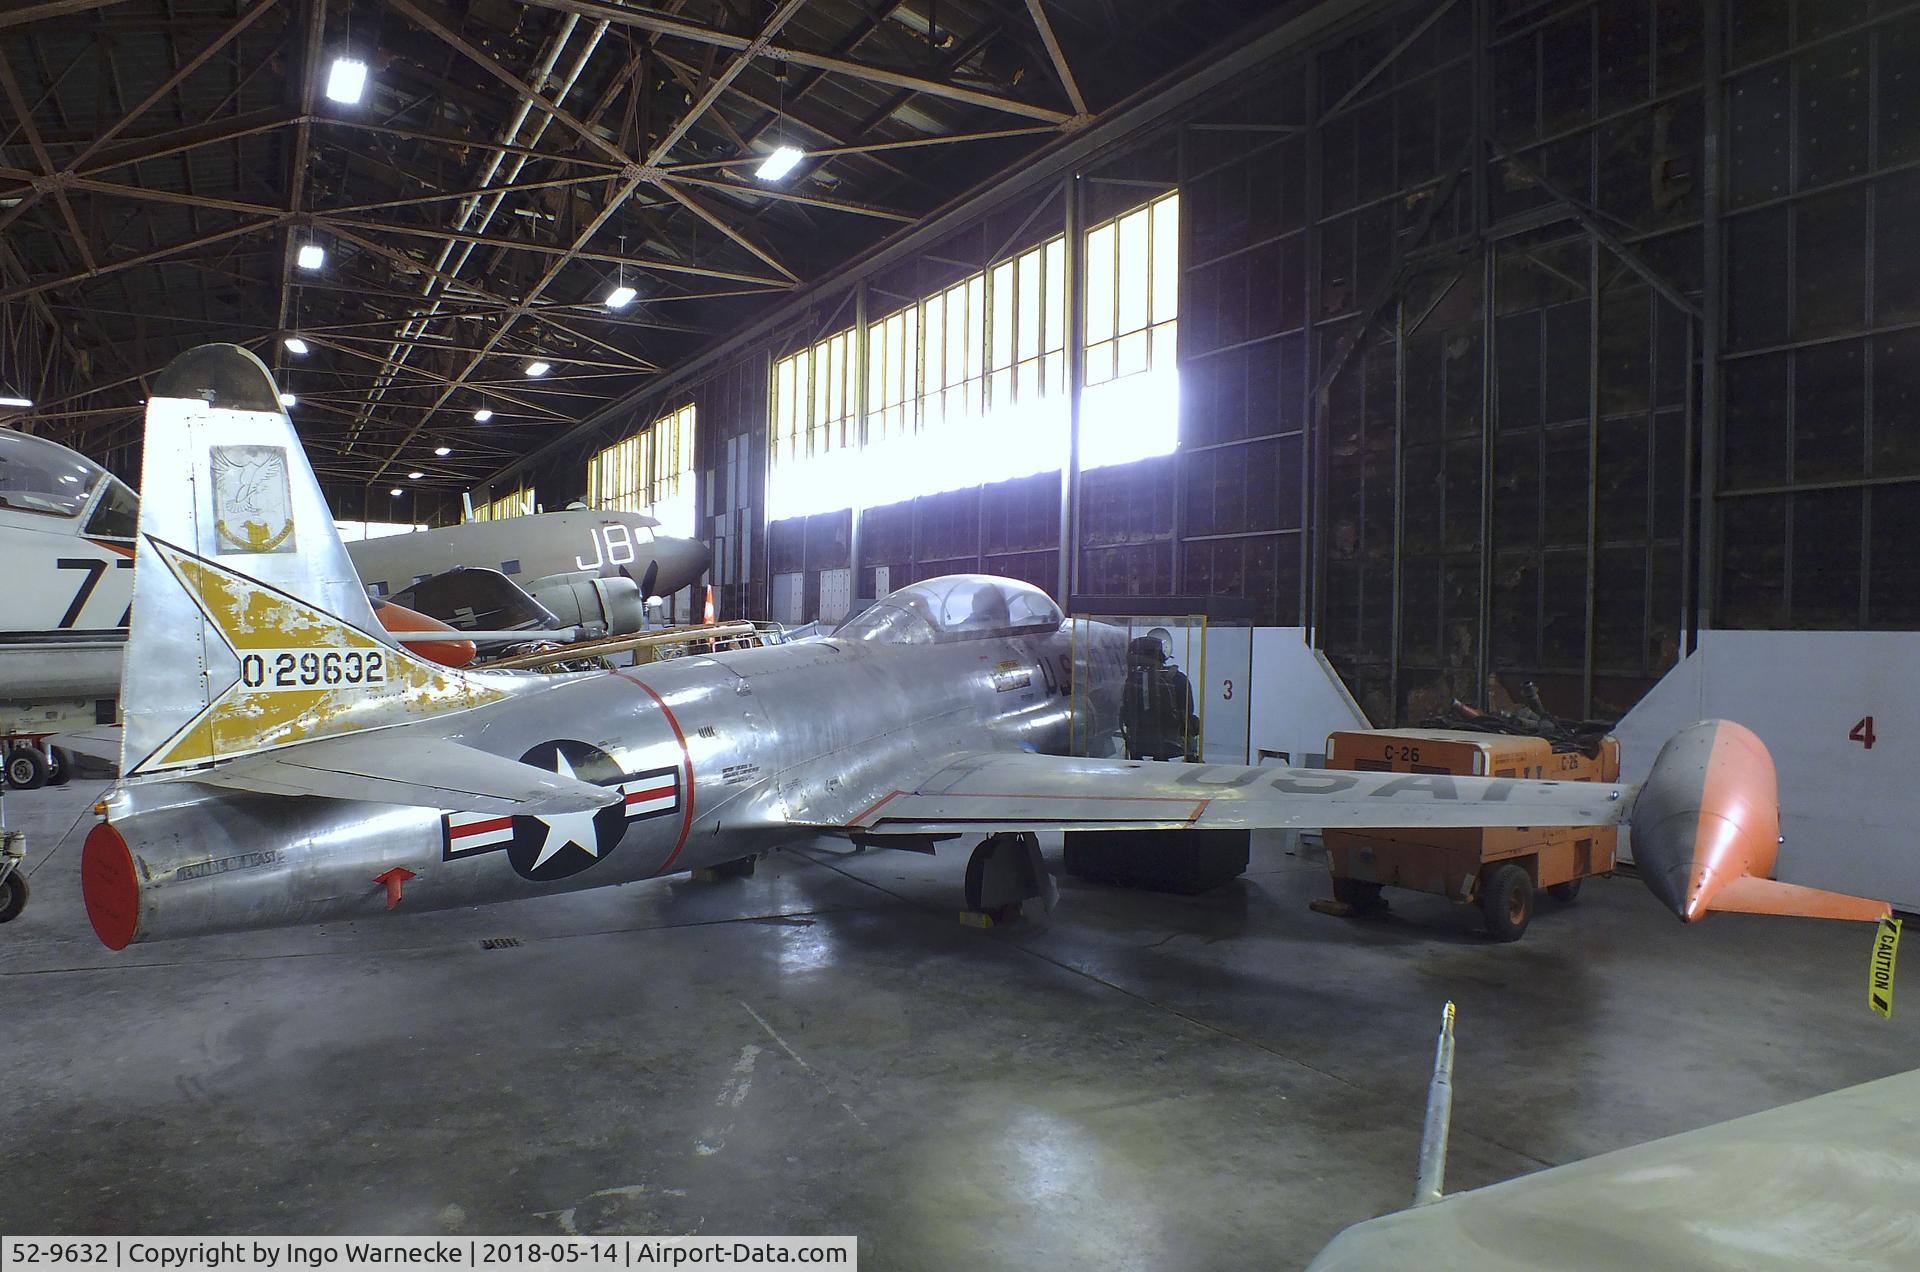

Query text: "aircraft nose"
[658, 537, 710, 595]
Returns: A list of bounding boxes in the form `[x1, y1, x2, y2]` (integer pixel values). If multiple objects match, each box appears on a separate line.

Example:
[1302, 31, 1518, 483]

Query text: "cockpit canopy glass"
[836, 575, 1064, 644]
[84, 476, 140, 539]
[0, 428, 105, 518]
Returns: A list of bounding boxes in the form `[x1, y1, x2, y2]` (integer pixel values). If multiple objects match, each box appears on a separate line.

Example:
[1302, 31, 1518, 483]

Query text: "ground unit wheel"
[1480, 863, 1534, 942]
[1548, 878, 1583, 903]
[5, 746, 49, 791]
[0, 872, 27, 923]
[1331, 877, 1386, 911]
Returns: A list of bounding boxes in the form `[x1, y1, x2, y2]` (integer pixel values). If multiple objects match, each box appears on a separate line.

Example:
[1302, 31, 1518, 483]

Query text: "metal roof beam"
[0, 0, 135, 30]
[511, 0, 1071, 123]
[317, 214, 791, 286]
[1022, 0, 1089, 117]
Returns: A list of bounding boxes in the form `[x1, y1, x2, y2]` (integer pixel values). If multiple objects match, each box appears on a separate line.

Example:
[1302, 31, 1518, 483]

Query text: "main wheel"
[0, 872, 27, 923]
[1480, 863, 1534, 942]
[1547, 878, 1583, 903]
[710, 854, 758, 879]
[44, 746, 70, 787]
[5, 746, 49, 791]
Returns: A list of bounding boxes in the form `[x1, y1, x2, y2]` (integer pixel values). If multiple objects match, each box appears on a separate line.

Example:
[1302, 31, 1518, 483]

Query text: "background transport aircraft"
[78, 345, 1890, 950]
[343, 508, 710, 638]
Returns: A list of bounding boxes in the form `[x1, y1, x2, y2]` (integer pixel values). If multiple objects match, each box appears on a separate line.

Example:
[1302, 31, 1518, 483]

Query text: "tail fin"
[1706, 875, 1891, 923]
[121, 344, 507, 778]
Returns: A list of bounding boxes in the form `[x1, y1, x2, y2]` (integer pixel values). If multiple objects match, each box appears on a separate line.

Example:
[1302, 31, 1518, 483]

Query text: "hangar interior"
[5, 0, 1920, 1267]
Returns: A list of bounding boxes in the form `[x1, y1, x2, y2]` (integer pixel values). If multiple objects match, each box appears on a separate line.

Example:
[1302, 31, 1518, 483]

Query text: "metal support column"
[1302, 55, 1323, 642]
[1389, 298, 1407, 721]
[849, 280, 869, 604]
[1058, 173, 1083, 603]
[1472, 0, 1495, 707]
[1696, 0, 1724, 640]
[1583, 240, 1601, 719]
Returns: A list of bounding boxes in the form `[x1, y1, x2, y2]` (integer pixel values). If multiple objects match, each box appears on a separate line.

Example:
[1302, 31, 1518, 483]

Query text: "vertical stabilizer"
[121, 344, 507, 779]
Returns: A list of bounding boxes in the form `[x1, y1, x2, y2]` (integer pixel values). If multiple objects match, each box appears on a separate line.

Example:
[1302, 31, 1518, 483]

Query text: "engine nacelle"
[527, 571, 647, 637]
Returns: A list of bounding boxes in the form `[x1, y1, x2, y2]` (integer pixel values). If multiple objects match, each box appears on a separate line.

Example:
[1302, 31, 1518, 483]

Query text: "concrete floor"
[4, 778, 1916, 1269]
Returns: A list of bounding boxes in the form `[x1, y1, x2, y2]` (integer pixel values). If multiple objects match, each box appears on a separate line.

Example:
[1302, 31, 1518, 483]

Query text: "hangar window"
[585, 403, 698, 538]
[1082, 191, 1179, 469]
[469, 487, 534, 521]
[764, 192, 1171, 519]
[770, 329, 858, 519]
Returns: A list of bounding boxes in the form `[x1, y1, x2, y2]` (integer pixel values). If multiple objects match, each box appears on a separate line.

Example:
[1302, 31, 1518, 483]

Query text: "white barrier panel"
[1247, 628, 1371, 769]
[1615, 630, 1920, 911]
[0, 1239, 857, 1272]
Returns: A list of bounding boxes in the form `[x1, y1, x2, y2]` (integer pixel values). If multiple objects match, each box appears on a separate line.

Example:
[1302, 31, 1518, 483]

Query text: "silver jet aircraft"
[79, 345, 1883, 949]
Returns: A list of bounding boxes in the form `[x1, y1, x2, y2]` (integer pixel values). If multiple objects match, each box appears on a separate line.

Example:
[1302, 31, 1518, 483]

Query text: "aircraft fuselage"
[86, 623, 1123, 946]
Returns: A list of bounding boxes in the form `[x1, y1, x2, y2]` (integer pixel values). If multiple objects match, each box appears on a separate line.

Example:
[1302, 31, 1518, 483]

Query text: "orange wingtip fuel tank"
[1630, 720, 1891, 923]
[369, 597, 478, 668]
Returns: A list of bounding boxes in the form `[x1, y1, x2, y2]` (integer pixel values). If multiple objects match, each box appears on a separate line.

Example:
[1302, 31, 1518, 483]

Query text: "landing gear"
[0, 871, 25, 924]
[45, 746, 73, 787]
[961, 832, 1055, 924]
[0, 826, 26, 923]
[5, 745, 49, 791]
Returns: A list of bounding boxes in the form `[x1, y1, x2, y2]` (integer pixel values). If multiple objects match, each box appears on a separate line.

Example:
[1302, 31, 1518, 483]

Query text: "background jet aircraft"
[344, 506, 709, 636]
[78, 345, 1890, 950]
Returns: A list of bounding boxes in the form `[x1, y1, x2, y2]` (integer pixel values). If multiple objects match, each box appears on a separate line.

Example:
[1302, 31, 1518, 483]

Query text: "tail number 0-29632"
[238, 649, 387, 690]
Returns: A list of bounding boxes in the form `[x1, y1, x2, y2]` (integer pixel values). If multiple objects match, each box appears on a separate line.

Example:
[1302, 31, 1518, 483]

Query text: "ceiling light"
[325, 57, 368, 105]
[605, 284, 637, 309]
[407, 471, 423, 480]
[296, 243, 325, 270]
[283, 336, 310, 355]
[525, 360, 551, 377]
[472, 407, 493, 422]
[756, 145, 803, 182]
[389, 487, 403, 497]
[0, 395, 32, 408]
[434, 445, 451, 456]
[278, 392, 297, 407]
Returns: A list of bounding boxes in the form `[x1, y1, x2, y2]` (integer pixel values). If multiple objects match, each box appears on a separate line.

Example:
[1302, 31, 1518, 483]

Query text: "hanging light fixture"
[755, 66, 801, 182]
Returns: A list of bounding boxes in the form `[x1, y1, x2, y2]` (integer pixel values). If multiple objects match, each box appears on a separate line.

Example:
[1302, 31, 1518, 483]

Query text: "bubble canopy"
[836, 574, 1064, 644]
[0, 427, 137, 536]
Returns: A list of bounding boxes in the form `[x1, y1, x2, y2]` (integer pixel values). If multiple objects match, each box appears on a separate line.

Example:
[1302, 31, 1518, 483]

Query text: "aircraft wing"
[827, 750, 1631, 835]
[184, 731, 619, 815]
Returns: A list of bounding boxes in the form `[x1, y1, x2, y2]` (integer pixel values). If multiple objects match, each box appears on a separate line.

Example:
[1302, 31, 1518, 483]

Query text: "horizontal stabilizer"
[50, 726, 122, 763]
[184, 732, 619, 815]
[1705, 875, 1890, 923]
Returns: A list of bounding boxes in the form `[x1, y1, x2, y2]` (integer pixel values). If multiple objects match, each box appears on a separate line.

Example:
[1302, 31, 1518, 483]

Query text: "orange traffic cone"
[702, 584, 717, 625]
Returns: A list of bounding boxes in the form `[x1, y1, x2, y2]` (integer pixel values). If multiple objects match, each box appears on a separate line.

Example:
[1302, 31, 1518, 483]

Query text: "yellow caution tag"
[1869, 917, 1901, 1019]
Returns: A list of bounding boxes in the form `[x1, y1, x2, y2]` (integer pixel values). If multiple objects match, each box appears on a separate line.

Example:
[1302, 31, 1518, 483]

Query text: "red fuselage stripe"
[610, 670, 696, 871]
